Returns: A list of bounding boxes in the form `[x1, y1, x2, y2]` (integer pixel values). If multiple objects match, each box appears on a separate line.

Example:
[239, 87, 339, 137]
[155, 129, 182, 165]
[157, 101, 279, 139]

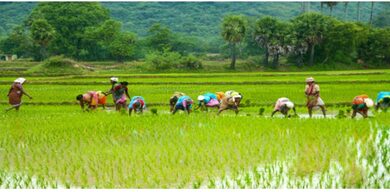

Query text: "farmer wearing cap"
[305, 77, 326, 117]
[128, 96, 146, 116]
[172, 95, 193, 115]
[195, 92, 220, 111]
[6, 78, 32, 112]
[375, 92, 390, 112]
[113, 81, 131, 111]
[218, 94, 242, 115]
[352, 95, 374, 118]
[169, 92, 186, 112]
[76, 91, 107, 111]
[271, 97, 297, 118]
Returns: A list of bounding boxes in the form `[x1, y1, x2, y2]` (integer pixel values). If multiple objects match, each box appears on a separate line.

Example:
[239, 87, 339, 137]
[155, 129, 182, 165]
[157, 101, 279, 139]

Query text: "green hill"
[0, 2, 388, 39]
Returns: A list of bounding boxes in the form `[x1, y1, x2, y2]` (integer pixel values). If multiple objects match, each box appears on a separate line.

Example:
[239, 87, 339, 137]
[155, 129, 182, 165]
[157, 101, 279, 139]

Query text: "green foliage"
[26, 55, 84, 75]
[145, 49, 182, 70]
[180, 54, 203, 69]
[108, 32, 136, 62]
[0, 26, 32, 57]
[27, 2, 110, 59]
[221, 15, 247, 69]
[145, 50, 203, 70]
[30, 18, 55, 60]
[292, 12, 335, 66]
[43, 55, 75, 68]
[358, 27, 390, 65]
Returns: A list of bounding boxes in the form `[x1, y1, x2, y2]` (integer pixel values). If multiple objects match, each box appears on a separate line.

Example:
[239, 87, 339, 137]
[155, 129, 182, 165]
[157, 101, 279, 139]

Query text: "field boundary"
[0, 101, 353, 107]
[0, 80, 389, 85]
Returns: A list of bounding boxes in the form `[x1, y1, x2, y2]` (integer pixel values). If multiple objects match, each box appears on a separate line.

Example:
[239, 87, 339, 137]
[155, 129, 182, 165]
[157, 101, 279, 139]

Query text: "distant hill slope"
[0, 2, 388, 38]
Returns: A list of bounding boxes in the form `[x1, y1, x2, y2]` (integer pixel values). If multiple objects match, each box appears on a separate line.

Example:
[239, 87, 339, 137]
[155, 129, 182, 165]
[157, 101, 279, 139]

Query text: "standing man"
[305, 77, 326, 118]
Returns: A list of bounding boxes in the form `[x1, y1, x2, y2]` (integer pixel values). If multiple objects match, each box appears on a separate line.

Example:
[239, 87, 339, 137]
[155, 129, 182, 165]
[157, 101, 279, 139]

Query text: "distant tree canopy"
[0, 2, 389, 68]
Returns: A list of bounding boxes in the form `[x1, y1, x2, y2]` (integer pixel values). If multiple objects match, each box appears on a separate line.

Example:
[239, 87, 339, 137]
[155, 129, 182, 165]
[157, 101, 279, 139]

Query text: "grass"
[0, 105, 388, 188]
[0, 68, 389, 188]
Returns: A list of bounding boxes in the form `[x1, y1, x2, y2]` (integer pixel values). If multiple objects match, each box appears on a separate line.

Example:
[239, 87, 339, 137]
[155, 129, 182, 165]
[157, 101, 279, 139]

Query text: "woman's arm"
[20, 86, 32, 99]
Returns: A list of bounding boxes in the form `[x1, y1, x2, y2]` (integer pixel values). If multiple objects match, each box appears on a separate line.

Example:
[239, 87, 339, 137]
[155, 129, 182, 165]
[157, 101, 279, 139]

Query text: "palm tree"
[324, 2, 338, 16]
[221, 15, 247, 70]
[357, 2, 361, 21]
[370, 2, 375, 24]
[344, 2, 349, 19]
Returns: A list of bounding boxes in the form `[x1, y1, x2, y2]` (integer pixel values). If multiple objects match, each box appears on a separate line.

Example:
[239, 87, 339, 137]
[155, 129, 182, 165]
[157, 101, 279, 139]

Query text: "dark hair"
[121, 81, 129, 86]
[76, 94, 83, 100]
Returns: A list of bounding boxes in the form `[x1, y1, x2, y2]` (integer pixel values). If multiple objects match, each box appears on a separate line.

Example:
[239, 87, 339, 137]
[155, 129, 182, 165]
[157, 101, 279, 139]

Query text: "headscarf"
[14, 78, 26, 84]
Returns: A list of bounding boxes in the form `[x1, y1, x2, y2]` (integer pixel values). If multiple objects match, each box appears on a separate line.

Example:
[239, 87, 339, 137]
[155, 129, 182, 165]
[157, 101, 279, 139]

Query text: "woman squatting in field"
[6, 78, 32, 112]
[271, 97, 297, 118]
[76, 91, 107, 111]
[172, 95, 193, 115]
[195, 92, 220, 111]
[128, 96, 146, 116]
[351, 95, 374, 118]
[305, 77, 326, 118]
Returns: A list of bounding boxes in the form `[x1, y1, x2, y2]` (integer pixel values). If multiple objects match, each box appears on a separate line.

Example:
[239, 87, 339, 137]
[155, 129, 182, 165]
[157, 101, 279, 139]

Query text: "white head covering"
[110, 77, 118, 82]
[286, 101, 294, 109]
[232, 95, 242, 102]
[197, 95, 205, 101]
[364, 98, 374, 107]
[14, 78, 26, 84]
[306, 77, 315, 83]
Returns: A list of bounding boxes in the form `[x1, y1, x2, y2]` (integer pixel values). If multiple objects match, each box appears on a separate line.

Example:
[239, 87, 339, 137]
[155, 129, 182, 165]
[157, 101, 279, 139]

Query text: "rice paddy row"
[0, 105, 389, 188]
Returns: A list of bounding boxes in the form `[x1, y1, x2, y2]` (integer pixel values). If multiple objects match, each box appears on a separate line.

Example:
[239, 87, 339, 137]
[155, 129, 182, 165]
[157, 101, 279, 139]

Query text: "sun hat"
[306, 77, 315, 83]
[364, 98, 374, 107]
[286, 101, 294, 109]
[110, 77, 118, 82]
[197, 95, 205, 101]
[14, 77, 26, 84]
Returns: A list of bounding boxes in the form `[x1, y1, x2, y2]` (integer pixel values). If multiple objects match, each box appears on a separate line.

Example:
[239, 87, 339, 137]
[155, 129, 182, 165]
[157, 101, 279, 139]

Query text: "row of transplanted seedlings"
[196, 127, 389, 189]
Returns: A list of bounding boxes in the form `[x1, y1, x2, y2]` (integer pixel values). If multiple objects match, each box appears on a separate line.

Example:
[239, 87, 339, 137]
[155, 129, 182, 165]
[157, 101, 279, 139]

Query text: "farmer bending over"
[218, 94, 242, 115]
[169, 92, 186, 112]
[271, 97, 297, 118]
[128, 96, 146, 116]
[172, 95, 193, 115]
[352, 95, 374, 118]
[375, 92, 390, 112]
[195, 92, 220, 111]
[76, 91, 107, 111]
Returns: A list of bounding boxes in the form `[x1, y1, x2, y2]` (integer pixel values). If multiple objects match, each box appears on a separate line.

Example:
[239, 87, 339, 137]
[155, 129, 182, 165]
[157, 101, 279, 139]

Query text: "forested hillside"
[0, 2, 388, 38]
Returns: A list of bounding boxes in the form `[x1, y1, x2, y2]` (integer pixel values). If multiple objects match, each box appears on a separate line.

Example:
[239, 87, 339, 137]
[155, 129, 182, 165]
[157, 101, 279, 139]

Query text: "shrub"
[145, 50, 181, 70]
[180, 54, 202, 69]
[44, 55, 76, 68]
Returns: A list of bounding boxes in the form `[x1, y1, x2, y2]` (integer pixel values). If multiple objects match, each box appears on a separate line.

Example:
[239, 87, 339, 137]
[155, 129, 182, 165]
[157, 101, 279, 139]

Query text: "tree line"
[0, 2, 389, 69]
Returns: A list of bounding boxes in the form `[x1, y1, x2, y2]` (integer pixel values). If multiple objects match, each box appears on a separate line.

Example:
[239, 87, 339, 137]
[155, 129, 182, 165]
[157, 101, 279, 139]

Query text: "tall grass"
[0, 106, 388, 188]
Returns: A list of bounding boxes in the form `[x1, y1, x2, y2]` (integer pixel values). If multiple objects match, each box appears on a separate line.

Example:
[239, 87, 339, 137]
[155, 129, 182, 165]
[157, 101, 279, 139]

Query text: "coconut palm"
[221, 15, 247, 69]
